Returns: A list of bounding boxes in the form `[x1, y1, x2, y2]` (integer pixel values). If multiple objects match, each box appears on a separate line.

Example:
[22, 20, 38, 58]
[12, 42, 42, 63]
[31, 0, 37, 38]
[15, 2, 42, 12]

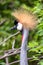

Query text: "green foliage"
[38, 60, 43, 65]
[0, 62, 5, 65]
[0, 0, 43, 65]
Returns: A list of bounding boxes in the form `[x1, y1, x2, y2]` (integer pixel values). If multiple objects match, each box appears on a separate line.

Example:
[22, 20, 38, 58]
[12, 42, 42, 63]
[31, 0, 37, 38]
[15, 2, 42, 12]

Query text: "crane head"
[10, 20, 23, 31]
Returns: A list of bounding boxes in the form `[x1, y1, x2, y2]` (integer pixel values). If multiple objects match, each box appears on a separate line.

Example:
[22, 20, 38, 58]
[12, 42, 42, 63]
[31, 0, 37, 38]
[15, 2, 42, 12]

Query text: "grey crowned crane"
[11, 8, 38, 65]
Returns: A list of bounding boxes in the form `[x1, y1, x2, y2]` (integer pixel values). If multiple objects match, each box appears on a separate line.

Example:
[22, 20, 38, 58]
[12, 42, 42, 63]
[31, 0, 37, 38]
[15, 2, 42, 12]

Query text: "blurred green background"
[0, 0, 43, 65]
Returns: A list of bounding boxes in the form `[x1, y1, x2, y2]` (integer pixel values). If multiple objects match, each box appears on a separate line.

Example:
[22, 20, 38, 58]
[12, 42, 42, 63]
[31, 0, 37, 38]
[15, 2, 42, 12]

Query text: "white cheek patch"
[17, 23, 23, 30]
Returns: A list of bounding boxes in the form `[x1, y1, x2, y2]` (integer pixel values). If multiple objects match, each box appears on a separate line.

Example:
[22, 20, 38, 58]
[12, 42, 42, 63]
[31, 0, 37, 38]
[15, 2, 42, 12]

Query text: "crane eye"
[14, 20, 18, 25]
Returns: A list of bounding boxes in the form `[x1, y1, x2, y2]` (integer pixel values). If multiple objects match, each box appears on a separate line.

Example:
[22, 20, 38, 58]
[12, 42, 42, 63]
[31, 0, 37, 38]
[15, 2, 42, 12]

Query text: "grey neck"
[20, 28, 29, 65]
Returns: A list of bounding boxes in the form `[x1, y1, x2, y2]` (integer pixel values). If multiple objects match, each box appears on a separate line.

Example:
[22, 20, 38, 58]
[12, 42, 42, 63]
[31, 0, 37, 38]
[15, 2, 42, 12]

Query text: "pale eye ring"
[17, 23, 23, 31]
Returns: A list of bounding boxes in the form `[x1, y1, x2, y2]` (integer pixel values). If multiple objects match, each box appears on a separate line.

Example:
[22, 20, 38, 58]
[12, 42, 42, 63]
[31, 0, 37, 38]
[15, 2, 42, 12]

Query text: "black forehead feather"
[14, 20, 18, 25]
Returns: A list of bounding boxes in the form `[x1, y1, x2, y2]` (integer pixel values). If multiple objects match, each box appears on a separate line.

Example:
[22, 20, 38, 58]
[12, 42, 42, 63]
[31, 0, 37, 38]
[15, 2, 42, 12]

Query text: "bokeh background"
[0, 0, 43, 65]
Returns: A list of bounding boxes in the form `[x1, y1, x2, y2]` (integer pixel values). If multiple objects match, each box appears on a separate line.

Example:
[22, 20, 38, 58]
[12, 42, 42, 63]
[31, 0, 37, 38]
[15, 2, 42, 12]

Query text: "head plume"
[12, 8, 38, 30]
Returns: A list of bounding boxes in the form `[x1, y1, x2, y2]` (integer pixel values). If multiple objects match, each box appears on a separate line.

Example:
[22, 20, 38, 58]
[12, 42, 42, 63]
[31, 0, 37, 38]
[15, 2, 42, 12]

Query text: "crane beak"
[10, 23, 23, 32]
[10, 25, 17, 30]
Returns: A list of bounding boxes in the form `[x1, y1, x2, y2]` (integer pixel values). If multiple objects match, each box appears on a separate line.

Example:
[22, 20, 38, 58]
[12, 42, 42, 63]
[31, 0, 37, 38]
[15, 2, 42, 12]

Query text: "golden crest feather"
[12, 8, 38, 30]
